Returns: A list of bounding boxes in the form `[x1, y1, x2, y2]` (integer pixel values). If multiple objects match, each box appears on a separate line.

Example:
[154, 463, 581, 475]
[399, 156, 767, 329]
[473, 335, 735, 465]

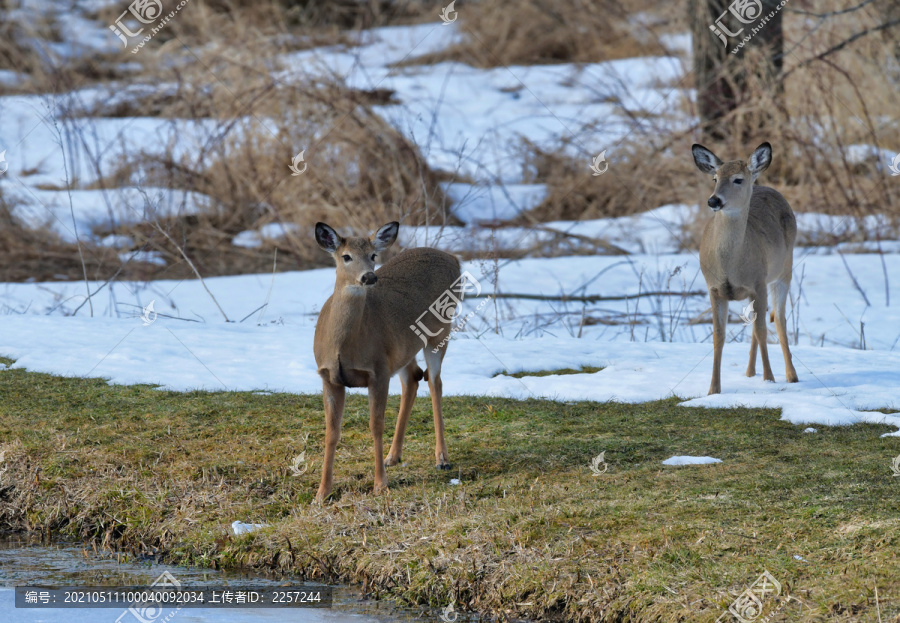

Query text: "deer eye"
[342, 255, 352, 262]
[734, 178, 743, 185]
[370, 254, 376, 261]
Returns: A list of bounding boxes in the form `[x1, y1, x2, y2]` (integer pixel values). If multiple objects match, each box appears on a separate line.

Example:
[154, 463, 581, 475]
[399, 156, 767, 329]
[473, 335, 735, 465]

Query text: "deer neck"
[710, 205, 750, 270]
[329, 282, 371, 350]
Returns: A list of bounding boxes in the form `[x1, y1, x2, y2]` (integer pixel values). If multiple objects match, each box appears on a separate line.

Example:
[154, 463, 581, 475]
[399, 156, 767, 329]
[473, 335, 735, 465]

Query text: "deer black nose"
[708, 196, 722, 209]
[360, 272, 377, 286]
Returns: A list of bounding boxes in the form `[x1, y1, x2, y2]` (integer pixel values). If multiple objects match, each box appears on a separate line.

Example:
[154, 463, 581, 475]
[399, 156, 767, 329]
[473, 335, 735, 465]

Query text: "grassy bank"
[0, 357, 898, 622]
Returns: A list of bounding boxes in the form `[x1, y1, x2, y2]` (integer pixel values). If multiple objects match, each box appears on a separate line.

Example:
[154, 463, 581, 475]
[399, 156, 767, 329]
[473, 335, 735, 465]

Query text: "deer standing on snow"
[312, 222, 462, 502]
[691, 142, 800, 395]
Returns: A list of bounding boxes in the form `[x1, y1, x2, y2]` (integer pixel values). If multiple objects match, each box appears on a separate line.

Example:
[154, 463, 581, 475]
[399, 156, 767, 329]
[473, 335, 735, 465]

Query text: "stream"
[0, 535, 445, 623]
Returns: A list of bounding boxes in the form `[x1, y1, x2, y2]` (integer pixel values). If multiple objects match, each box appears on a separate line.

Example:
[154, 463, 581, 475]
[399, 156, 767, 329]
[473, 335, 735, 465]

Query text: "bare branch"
[786, 0, 879, 19]
[784, 17, 900, 78]
[467, 290, 706, 303]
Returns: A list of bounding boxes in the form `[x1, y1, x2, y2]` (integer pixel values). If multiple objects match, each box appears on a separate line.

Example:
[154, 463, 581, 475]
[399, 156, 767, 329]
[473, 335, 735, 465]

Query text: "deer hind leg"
[316, 378, 346, 504]
[746, 331, 758, 378]
[771, 279, 799, 383]
[709, 294, 728, 395]
[368, 378, 391, 495]
[385, 360, 423, 467]
[423, 345, 451, 469]
[753, 286, 775, 382]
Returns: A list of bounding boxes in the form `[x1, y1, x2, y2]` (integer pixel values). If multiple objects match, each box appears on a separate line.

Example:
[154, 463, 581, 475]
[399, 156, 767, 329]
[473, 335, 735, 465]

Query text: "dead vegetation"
[517, 0, 900, 230]
[686, 36, 900, 222]
[407, 0, 681, 67]
[0, 193, 114, 283]
[95, 76, 452, 277]
[1, 0, 898, 284]
[519, 138, 700, 224]
[1, 13, 452, 280]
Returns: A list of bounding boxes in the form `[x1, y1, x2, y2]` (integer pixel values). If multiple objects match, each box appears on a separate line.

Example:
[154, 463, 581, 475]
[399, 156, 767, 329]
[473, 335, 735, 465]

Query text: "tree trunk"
[878, 0, 900, 63]
[689, 0, 784, 142]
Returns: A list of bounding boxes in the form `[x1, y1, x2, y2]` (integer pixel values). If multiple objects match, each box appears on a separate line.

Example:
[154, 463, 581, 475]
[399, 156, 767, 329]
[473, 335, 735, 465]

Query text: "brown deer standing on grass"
[691, 142, 800, 395]
[313, 221, 461, 503]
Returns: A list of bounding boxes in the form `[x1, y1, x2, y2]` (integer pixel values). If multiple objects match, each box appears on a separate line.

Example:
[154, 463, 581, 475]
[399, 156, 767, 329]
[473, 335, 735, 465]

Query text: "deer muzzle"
[360, 272, 378, 286]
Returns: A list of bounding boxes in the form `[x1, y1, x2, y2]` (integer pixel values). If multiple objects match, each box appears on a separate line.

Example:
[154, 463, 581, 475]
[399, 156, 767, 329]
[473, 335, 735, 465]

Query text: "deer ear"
[315, 222, 342, 253]
[372, 222, 399, 251]
[692, 144, 723, 175]
[748, 142, 772, 180]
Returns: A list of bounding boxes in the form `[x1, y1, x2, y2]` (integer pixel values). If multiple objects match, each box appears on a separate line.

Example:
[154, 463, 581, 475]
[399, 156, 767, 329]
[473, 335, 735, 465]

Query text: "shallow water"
[0, 535, 439, 623]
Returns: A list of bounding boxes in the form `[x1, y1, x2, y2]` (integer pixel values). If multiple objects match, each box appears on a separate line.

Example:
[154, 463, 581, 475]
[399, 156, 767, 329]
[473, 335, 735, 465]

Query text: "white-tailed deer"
[313, 221, 461, 502]
[692, 142, 799, 395]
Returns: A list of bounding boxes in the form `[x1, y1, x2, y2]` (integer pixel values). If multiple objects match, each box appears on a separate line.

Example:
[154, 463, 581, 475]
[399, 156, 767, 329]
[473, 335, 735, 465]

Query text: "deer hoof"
[373, 484, 390, 495]
[436, 462, 452, 471]
[384, 455, 401, 467]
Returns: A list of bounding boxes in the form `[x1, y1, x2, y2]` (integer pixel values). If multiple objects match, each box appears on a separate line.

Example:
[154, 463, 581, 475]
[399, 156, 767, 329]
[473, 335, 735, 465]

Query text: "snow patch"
[662, 456, 722, 466]
[232, 521, 268, 535]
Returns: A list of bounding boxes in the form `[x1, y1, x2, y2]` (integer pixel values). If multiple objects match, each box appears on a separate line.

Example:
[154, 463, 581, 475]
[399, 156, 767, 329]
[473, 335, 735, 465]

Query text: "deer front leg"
[753, 288, 775, 382]
[709, 294, 728, 395]
[316, 378, 345, 504]
[368, 378, 390, 494]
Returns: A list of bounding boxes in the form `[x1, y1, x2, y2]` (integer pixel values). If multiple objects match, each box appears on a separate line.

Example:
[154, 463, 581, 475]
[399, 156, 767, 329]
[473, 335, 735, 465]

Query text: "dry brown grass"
[519, 138, 699, 224]
[408, 0, 680, 67]
[86, 75, 453, 277]
[1, 0, 452, 281]
[685, 50, 900, 222]
[687, 2, 900, 220]
[81, 0, 436, 67]
[518, 1, 900, 239]
[0, 3, 135, 98]
[3, 0, 899, 283]
[148, 0, 434, 36]
[0, 193, 118, 283]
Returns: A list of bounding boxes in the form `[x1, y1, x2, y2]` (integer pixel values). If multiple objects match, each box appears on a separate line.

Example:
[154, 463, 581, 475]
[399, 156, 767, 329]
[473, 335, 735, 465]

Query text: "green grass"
[0, 361, 898, 622]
